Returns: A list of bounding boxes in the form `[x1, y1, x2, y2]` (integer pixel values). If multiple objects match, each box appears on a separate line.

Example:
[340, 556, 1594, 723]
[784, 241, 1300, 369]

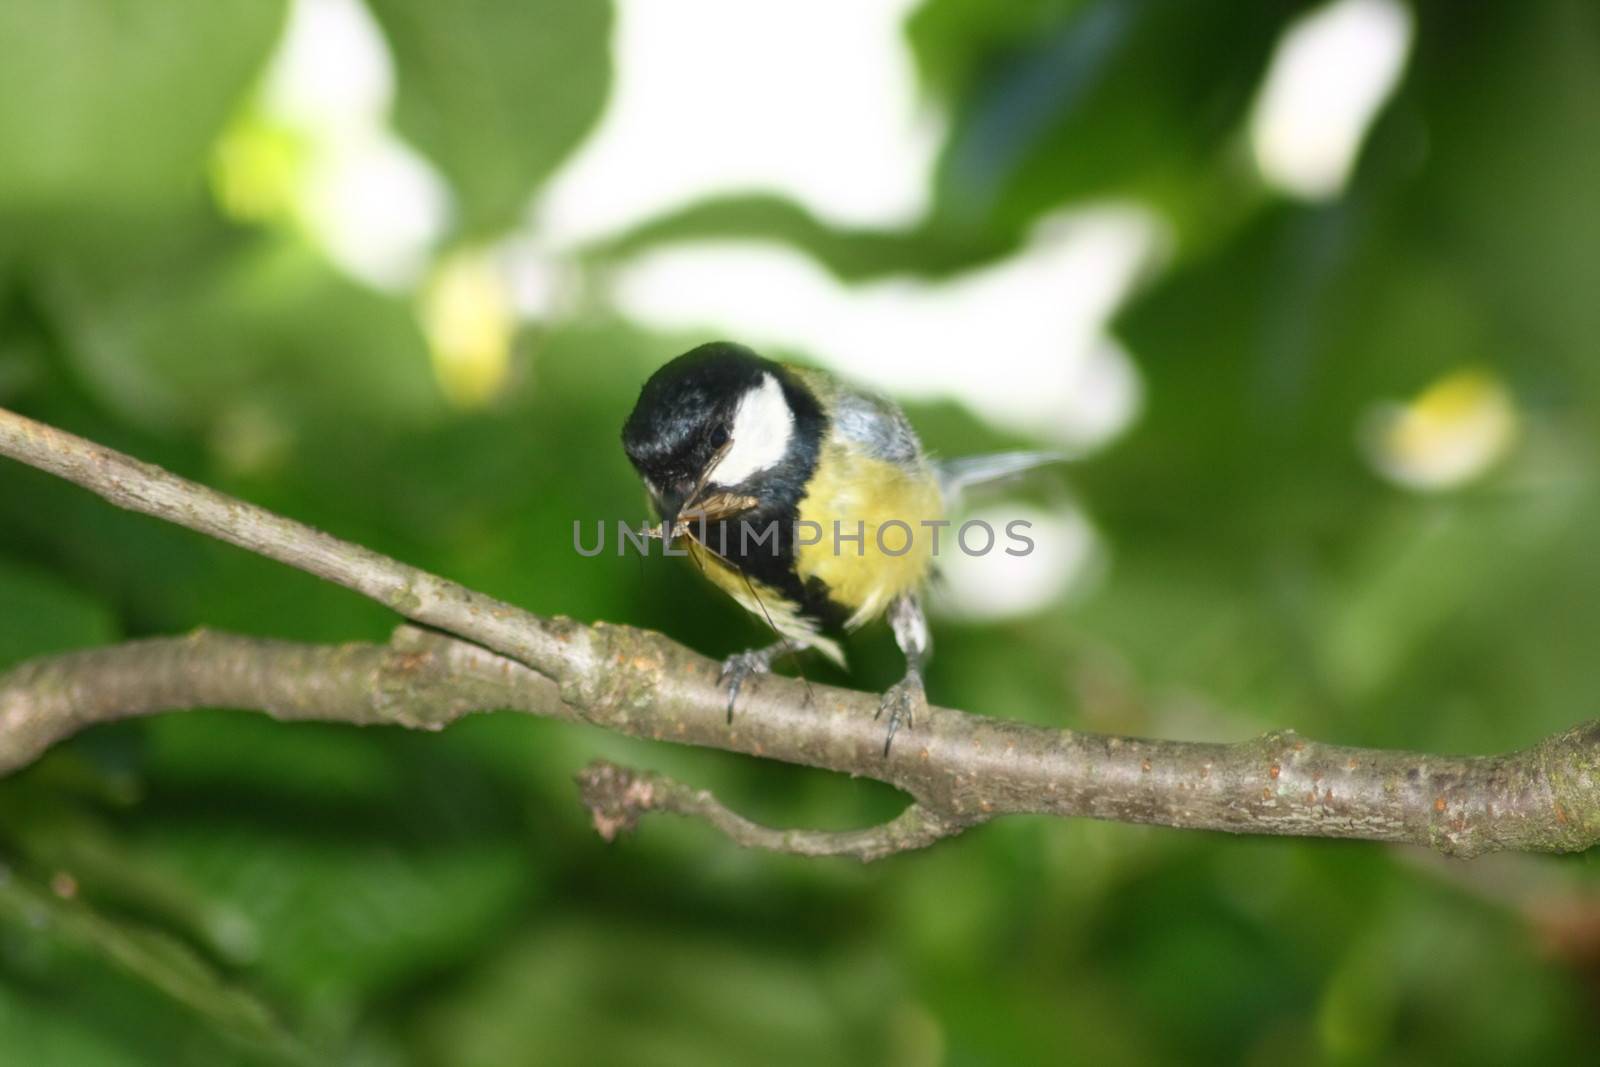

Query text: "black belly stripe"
[692, 506, 849, 632]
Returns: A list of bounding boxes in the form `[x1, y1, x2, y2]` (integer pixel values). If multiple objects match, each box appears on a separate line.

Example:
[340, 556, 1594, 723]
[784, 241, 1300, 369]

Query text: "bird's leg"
[876, 595, 930, 757]
[718, 640, 796, 723]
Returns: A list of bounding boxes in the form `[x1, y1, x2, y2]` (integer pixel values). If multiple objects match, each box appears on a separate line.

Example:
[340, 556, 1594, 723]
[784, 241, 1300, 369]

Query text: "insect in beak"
[681, 491, 759, 524]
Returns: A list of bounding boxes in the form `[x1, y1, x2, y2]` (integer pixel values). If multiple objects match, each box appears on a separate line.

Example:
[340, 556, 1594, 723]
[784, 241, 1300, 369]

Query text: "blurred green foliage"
[1, 0, 1598, 1064]
[0, 1, 287, 226]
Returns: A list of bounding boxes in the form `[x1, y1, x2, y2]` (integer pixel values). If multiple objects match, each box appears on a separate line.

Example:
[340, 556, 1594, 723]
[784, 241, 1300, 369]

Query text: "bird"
[621, 341, 1063, 754]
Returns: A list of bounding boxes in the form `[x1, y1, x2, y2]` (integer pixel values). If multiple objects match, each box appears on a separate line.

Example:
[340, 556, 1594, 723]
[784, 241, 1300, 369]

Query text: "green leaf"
[0, 0, 287, 227]
[588, 192, 1014, 281]
[365, 0, 613, 235]
[919, 0, 1312, 238]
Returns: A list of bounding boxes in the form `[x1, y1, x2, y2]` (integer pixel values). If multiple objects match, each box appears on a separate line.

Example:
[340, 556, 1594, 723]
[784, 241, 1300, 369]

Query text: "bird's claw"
[718, 648, 775, 723]
[875, 671, 926, 757]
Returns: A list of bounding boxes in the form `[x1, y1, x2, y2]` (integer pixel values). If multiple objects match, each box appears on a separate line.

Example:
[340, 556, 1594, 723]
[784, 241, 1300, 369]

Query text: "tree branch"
[1, 405, 1598, 860]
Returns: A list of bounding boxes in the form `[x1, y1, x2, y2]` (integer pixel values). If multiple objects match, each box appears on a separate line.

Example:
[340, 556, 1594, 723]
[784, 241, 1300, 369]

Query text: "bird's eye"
[709, 425, 729, 449]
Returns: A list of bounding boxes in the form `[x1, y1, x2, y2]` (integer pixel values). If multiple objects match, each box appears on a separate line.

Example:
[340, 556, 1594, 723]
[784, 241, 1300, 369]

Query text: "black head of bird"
[622, 342, 822, 533]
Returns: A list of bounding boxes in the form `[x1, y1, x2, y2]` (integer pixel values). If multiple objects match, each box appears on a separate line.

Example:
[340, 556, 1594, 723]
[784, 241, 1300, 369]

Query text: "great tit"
[622, 341, 1061, 753]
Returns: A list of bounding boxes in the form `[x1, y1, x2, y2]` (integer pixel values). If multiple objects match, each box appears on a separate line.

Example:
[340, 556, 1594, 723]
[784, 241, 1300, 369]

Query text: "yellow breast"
[794, 438, 943, 630]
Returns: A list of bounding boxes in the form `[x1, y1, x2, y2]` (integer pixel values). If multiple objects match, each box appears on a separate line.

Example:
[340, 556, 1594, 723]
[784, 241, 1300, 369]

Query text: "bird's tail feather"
[935, 450, 1071, 506]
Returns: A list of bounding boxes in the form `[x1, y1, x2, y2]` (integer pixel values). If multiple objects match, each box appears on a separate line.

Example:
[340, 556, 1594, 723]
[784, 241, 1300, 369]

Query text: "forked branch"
[1, 406, 1597, 860]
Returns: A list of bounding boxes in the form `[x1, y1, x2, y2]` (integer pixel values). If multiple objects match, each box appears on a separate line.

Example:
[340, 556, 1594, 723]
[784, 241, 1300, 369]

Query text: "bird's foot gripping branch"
[1, 405, 1598, 860]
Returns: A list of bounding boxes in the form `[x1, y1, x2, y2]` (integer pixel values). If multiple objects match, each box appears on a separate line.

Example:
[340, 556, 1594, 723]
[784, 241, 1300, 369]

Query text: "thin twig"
[0, 406, 586, 679]
[575, 761, 976, 861]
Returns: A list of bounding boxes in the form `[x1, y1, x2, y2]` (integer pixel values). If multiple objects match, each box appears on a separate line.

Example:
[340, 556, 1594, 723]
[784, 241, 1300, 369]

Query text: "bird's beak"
[653, 482, 695, 534]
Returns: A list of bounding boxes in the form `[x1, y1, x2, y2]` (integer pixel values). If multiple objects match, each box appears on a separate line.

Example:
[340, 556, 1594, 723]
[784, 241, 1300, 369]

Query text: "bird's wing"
[935, 451, 1071, 508]
[786, 365, 926, 468]
[829, 388, 924, 467]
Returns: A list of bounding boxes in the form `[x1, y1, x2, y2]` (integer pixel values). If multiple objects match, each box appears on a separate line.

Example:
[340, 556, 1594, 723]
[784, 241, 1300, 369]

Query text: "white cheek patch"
[708, 373, 794, 487]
